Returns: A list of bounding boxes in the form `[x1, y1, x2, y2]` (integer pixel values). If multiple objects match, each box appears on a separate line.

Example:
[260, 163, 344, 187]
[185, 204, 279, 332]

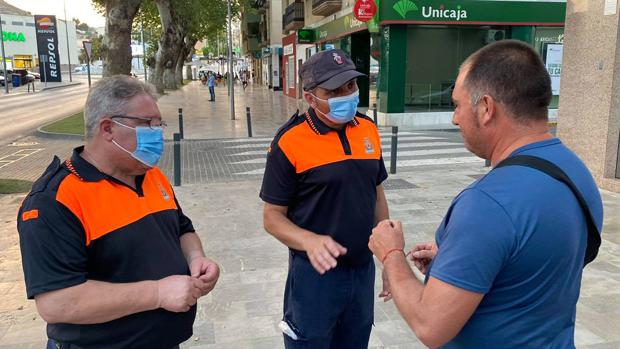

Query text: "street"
[0, 76, 94, 145]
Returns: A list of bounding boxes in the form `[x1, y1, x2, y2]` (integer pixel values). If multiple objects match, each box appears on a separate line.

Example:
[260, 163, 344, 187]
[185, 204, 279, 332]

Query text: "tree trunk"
[154, 0, 183, 93]
[185, 65, 192, 81]
[101, 0, 142, 77]
[176, 38, 197, 85]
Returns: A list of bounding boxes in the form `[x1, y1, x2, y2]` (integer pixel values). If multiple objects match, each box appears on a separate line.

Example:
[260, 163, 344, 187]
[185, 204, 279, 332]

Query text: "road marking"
[0, 148, 44, 169]
[232, 156, 483, 175]
[227, 142, 463, 156]
[220, 131, 425, 143]
[230, 148, 470, 165]
[224, 136, 446, 149]
[8, 141, 40, 147]
[393, 157, 484, 167]
[385, 148, 470, 158]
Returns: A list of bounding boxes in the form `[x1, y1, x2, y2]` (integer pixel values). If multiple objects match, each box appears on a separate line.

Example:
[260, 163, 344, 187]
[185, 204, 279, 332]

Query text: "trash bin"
[12, 74, 21, 87]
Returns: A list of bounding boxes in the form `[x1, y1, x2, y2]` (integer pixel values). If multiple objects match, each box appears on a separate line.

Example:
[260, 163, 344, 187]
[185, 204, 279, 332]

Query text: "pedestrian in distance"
[241, 70, 249, 91]
[208, 72, 216, 102]
[17, 75, 220, 349]
[368, 40, 603, 349]
[261, 49, 390, 349]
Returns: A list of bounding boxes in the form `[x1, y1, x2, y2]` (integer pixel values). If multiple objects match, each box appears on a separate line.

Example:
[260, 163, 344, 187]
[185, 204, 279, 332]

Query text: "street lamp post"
[0, 13, 9, 94]
[227, 0, 235, 120]
[64, 0, 72, 82]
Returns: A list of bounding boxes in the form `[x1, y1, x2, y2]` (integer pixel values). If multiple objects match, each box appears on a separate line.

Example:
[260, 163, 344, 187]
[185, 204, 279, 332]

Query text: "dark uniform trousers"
[282, 252, 375, 349]
[47, 339, 180, 349]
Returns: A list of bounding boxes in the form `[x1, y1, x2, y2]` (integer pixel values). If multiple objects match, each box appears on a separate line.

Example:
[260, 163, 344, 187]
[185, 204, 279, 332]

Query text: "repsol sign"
[34, 15, 62, 82]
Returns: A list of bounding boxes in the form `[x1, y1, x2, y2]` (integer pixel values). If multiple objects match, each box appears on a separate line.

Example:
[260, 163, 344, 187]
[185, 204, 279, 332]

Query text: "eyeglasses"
[110, 115, 167, 129]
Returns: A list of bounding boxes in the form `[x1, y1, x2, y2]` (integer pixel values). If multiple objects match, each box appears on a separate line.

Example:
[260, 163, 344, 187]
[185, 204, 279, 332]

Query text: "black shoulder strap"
[494, 155, 601, 267]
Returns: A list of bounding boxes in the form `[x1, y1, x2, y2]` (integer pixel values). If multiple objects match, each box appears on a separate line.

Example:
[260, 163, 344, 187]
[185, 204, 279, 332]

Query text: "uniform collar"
[64, 146, 109, 182]
[304, 108, 360, 135]
[65, 146, 148, 195]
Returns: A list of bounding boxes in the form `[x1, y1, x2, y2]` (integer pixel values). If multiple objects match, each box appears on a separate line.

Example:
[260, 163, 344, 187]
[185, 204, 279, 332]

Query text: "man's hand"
[369, 219, 405, 263]
[302, 234, 347, 275]
[379, 268, 392, 302]
[409, 242, 438, 275]
[189, 256, 220, 296]
[156, 275, 202, 312]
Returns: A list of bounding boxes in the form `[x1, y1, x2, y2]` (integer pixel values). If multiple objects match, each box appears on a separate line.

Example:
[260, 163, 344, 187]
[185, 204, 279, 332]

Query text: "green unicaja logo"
[393, 0, 418, 19]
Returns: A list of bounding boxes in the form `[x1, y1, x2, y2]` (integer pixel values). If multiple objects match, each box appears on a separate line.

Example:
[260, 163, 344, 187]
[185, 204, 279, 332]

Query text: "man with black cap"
[260, 49, 390, 348]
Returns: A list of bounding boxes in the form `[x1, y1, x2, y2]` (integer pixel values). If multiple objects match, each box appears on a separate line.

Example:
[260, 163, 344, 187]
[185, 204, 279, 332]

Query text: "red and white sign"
[353, 0, 377, 22]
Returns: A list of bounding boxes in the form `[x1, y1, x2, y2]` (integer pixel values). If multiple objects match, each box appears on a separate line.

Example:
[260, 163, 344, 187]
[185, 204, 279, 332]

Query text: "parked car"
[0, 69, 14, 86]
[27, 71, 40, 79]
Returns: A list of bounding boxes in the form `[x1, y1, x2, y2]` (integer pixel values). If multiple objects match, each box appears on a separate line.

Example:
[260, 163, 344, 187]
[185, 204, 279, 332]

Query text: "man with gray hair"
[369, 40, 603, 348]
[17, 75, 219, 349]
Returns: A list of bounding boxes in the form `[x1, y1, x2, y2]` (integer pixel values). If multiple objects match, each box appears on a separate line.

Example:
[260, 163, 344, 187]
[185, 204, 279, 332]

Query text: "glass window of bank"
[404, 26, 564, 112]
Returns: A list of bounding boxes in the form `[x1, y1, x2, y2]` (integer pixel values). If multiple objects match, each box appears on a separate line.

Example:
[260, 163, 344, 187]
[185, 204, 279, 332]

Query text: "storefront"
[282, 32, 297, 98]
[377, 0, 566, 126]
[280, 13, 380, 108]
[0, 12, 78, 76]
[311, 13, 378, 108]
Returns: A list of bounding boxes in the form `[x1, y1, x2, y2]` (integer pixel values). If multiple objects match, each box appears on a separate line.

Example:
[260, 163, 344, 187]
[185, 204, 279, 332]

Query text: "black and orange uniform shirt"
[17, 147, 196, 349]
[260, 109, 388, 266]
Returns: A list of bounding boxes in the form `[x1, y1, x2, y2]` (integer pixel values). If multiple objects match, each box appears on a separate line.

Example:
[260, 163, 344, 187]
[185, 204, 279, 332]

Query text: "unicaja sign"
[422, 4, 468, 21]
[393, 0, 468, 21]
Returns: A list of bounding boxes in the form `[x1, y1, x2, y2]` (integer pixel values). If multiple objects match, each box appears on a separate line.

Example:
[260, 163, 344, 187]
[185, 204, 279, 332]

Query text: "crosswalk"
[218, 130, 484, 176]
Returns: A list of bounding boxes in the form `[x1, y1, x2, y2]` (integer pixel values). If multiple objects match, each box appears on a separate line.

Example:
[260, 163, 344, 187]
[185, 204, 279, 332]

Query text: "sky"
[5, 0, 106, 28]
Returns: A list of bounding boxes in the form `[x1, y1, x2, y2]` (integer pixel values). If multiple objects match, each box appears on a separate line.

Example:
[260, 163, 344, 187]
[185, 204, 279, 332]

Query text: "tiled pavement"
[0, 83, 619, 348]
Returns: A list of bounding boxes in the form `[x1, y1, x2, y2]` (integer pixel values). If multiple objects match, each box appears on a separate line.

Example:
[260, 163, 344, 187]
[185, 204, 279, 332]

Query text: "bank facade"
[280, 0, 566, 127]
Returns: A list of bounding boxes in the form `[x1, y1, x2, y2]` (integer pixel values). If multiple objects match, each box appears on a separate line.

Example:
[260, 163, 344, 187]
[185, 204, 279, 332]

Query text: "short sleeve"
[373, 124, 388, 185]
[174, 196, 195, 236]
[429, 189, 516, 294]
[17, 193, 88, 299]
[259, 142, 297, 206]
[377, 155, 388, 185]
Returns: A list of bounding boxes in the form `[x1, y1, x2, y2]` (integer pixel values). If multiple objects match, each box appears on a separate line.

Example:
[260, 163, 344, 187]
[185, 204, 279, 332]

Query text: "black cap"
[299, 49, 366, 91]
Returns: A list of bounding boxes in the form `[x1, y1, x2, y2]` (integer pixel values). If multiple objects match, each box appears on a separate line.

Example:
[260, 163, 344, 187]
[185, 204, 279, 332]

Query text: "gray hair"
[84, 75, 157, 139]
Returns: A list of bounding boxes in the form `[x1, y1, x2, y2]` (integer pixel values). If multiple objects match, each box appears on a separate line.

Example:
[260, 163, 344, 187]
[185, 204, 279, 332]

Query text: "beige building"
[558, 0, 620, 193]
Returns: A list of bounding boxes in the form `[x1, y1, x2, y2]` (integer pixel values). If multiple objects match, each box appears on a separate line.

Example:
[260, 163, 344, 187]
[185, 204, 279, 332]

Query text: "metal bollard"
[173, 133, 181, 186]
[390, 126, 398, 174]
[178, 108, 184, 139]
[373, 103, 378, 124]
[246, 106, 253, 138]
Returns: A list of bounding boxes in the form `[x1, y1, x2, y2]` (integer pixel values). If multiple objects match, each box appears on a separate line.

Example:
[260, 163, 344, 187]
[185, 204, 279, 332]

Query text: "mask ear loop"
[110, 119, 138, 160]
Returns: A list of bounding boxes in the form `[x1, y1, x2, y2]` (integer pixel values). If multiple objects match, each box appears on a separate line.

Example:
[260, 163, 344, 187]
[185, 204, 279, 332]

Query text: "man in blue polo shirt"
[368, 40, 603, 348]
[261, 49, 390, 348]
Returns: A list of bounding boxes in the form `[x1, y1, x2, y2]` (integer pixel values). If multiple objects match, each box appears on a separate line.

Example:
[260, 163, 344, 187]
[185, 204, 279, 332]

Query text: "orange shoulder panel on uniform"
[56, 169, 178, 245]
[22, 209, 39, 222]
[278, 117, 382, 174]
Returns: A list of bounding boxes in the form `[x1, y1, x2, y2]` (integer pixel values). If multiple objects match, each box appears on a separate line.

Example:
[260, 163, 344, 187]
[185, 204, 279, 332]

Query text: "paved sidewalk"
[159, 82, 301, 140]
[0, 83, 618, 348]
[1, 161, 619, 348]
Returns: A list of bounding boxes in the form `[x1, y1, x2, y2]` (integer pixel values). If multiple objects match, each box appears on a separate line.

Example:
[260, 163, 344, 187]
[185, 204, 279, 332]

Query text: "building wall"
[557, 0, 620, 192]
[1, 14, 79, 70]
[270, 0, 283, 45]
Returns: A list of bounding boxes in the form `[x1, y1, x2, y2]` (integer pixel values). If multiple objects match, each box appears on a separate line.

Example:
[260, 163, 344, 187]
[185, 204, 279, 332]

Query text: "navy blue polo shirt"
[17, 147, 196, 348]
[260, 109, 388, 266]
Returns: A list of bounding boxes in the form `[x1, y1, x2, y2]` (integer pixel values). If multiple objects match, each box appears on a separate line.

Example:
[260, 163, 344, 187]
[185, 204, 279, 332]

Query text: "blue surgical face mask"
[112, 120, 164, 167]
[313, 90, 360, 124]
